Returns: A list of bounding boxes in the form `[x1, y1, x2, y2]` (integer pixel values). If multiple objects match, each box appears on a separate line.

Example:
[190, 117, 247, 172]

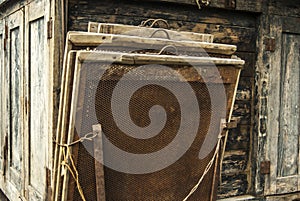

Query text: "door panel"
[6, 10, 24, 192]
[277, 34, 300, 178]
[29, 17, 47, 198]
[268, 33, 300, 195]
[26, 0, 48, 199]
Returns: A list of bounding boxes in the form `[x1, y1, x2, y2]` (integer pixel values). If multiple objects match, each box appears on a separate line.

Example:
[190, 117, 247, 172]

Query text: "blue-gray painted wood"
[9, 27, 22, 173]
[277, 34, 300, 177]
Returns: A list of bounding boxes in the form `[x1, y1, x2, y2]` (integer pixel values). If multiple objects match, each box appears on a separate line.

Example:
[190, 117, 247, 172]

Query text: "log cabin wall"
[67, 0, 259, 199]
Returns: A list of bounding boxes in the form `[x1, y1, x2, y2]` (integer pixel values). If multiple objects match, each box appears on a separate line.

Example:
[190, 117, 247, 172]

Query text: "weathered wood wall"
[67, 0, 258, 198]
[254, 0, 300, 199]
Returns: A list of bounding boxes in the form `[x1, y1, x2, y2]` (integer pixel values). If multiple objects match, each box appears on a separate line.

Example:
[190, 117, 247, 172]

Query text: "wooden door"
[275, 34, 300, 194]
[267, 31, 300, 195]
[6, 9, 25, 196]
[25, 0, 50, 199]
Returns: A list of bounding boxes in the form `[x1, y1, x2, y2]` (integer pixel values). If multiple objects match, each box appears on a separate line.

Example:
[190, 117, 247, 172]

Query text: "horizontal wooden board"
[132, 0, 262, 12]
[218, 173, 249, 199]
[236, 52, 255, 77]
[88, 22, 214, 43]
[68, 32, 238, 55]
[77, 51, 244, 65]
[68, 0, 257, 28]
[76, 51, 243, 83]
[269, 0, 300, 18]
[226, 124, 250, 150]
[282, 16, 300, 34]
[222, 150, 248, 174]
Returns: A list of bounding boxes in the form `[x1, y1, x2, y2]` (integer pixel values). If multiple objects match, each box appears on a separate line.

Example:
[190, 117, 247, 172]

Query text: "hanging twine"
[55, 120, 224, 201]
[54, 132, 98, 201]
[140, 19, 170, 28]
[182, 133, 222, 201]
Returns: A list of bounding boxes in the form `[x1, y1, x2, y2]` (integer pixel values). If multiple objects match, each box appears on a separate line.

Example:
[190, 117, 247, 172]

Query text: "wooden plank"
[77, 51, 244, 65]
[226, 124, 251, 151]
[217, 173, 249, 199]
[0, 19, 5, 173]
[28, 16, 48, 198]
[77, 52, 242, 84]
[269, 0, 300, 18]
[68, 32, 237, 55]
[93, 1, 257, 28]
[235, 0, 263, 13]
[53, 51, 77, 201]
[265, 15, 282, 195]
[275, 176, 298, 194]
[92, 124, 106, 201]
[277, 34, 300, 178]
[6, 9, 24, 194]
[132, 0, 262, 12]
[9, 13, 22, 175]
[24, 0, 51, 199]
[235, 52, 255, 77]
[282, 16, 300, 35]
[221, 150, 248, 174]
[61, 53, 87, 201]
[88, 22, 214, 43]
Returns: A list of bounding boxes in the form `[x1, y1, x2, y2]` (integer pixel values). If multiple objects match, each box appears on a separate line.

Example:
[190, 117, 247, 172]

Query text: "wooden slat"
[88, 22, 214, 43]
[68, 32, 237, 55]
[61, 54, 86, 201]
[269, 0, 300, 18]
[92, 124, 106, 201]
[0, 19, 5, 174]
[53, 51, 77, 201]
[6, 10, 24, 195]
[78, 51, 244, 65]
[266, 15, 282, 195]
[282, 16, 300, 35]
[28, 16, 47, 198]
[277, 34, 300, 178]
[137, 0, 263, 12]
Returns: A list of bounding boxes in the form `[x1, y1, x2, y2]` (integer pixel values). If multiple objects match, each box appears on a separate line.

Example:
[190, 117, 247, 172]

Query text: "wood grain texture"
[93, 124, 106, 201]
[277, 34, 300, 178]
[6, 10, 24, 195]
[68, 0, 257, 52]
[269, 0, 300, 18]
[135, 0, 263, 12]
[88, 22, 214, 43]
[29, 16, 47, 196]
[68, 32, 237, 55]
[0, 19, 4, 173]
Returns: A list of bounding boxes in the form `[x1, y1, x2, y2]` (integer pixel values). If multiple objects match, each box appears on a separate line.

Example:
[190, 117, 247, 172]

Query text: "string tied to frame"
[53, 131, 99, 201]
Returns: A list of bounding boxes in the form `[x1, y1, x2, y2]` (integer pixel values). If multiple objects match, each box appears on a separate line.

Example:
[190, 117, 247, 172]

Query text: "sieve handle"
[158, 45, 178, 55]
[140, 18, 170, 29]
